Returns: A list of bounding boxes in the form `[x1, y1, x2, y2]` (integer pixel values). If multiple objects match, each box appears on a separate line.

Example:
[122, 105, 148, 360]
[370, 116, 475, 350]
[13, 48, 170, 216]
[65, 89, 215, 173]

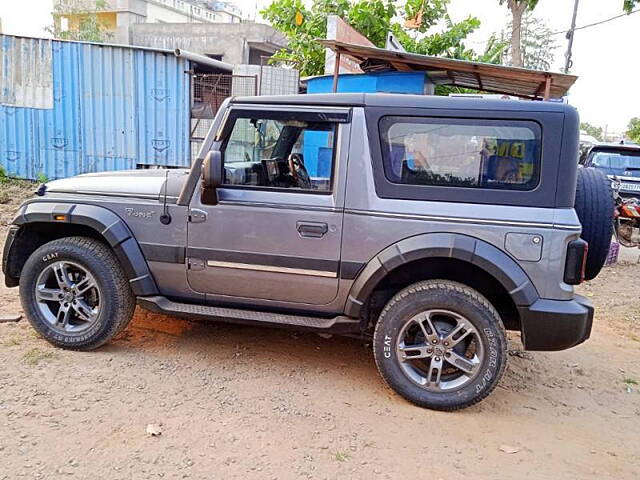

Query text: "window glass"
[592, 151, 640, 178]
[223, 117, 335, 192]
[379, 117, 541, 190]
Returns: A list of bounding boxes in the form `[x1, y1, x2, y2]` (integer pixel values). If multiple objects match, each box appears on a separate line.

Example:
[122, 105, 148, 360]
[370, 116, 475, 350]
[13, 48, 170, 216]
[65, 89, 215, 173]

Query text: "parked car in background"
[580, 143, 640, 197]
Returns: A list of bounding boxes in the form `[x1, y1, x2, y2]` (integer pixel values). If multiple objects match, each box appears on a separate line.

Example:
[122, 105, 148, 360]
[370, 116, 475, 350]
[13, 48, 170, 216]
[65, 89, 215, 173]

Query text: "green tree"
[500, 13, 557, 70]
[623, 0, 638, 13]
[498, 0, 539, 67]
[626, 117, 640, 143]
[580, 122, 604, 142]
[390, 0, 481, 58]
[261, 0, 482, 76]
[47, 0, 112, 43]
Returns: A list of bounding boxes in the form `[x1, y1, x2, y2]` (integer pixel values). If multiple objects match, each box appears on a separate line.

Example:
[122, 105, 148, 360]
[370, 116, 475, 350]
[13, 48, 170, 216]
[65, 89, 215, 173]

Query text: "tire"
[574, 168, 614, 280]
[19, 236, 135, 351]
[373, 280, 507, 411]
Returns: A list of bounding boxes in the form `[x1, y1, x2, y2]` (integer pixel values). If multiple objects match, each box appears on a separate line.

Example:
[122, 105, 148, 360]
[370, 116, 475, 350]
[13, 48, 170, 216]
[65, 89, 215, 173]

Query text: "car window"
[379, 117, 541, 191]
[223, 116, 336, 192]
[591, 150, 640, 177]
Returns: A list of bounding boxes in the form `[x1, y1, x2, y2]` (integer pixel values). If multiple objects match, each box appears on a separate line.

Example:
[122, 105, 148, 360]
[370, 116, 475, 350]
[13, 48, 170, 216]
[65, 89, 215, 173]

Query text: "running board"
[137, 296, 361, 333]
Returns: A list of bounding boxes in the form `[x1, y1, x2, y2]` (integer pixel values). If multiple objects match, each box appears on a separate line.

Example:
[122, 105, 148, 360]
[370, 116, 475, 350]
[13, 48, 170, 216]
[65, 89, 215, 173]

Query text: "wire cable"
[551, 8, 639, 35]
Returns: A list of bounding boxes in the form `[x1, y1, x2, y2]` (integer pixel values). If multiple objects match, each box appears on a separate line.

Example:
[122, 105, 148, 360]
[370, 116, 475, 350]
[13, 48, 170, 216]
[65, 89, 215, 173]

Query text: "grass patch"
[22, 348, 56, 366]
[334, 451, 349, 462]
[0, 170, 38, 205]
[2, 336, 22, 346]
[622, 377, 638, 386]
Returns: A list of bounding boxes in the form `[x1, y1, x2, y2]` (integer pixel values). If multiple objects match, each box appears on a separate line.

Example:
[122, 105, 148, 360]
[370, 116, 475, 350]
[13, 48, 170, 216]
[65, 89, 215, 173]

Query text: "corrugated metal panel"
[79, 43, 136, 173]
[36, 41, 83, 179]
[135, 51, 190, 167]
[0, 105, 37, 179]
[0, 35, 53, 109]
[0, 35, 192, 180]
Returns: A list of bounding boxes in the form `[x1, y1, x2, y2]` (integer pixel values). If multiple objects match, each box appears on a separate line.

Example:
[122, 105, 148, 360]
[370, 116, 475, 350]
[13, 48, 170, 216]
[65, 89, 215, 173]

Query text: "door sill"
[137, 296, 361, 333]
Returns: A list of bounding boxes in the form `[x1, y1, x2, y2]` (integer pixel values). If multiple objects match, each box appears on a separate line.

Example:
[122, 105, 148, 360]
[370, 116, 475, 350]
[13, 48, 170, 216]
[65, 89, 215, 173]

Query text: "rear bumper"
[518, 295, 594, 351]
[2, 226, 19, 288]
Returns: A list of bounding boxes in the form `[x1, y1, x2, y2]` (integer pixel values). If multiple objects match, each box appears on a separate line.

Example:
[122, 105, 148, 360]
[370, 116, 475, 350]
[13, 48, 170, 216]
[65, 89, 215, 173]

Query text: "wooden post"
[543, 76, 552, 101]
[332, 51, 341, 93]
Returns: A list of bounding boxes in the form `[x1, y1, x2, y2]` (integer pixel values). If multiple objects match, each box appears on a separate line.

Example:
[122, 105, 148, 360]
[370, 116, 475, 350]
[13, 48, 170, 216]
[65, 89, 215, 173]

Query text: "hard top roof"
[231, 93, 573, 113]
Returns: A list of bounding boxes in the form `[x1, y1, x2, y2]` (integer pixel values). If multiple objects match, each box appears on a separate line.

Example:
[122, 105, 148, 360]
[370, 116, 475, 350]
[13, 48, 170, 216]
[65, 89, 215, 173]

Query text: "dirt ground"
[1, 182, 639, 480]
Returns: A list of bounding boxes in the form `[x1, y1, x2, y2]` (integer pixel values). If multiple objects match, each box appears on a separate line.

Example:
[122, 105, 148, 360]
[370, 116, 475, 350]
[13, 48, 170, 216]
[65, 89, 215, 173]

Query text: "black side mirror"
[201, 150, 223, 204]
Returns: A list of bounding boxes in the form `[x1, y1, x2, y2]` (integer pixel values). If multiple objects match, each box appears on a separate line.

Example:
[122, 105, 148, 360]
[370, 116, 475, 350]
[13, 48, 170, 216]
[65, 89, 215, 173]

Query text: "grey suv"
[2, 94, 613, 410]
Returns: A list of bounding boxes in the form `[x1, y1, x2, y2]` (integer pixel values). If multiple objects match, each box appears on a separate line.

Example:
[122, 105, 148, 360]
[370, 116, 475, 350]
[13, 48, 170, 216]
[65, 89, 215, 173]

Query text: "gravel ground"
[1, 184, 639, 479]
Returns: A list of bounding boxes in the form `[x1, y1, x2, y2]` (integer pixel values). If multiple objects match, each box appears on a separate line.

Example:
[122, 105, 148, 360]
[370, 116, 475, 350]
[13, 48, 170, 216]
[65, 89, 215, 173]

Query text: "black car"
[581, 143, 640, 197]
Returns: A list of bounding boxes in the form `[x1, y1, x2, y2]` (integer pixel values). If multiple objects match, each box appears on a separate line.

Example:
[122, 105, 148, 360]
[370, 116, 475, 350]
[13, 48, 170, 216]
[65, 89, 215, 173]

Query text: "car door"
[186, 104, 350, 306]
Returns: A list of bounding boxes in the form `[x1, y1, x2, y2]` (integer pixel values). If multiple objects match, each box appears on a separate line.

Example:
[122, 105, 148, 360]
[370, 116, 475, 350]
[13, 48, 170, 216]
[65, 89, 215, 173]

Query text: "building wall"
[0, 35, 191, 180]
[53, 0, 243, 45]
[131, 22, 287, 65]
[145, 2, 199, 23]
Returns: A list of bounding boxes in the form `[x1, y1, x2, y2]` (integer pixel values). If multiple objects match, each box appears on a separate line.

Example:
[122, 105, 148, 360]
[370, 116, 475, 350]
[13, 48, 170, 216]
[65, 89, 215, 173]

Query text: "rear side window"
[379, 116, 541, 191]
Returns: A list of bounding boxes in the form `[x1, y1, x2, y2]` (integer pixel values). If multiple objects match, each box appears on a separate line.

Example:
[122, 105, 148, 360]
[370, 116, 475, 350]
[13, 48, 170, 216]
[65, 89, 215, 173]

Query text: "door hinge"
[187, 258, 205, 271]
[188, 209, 207, 223]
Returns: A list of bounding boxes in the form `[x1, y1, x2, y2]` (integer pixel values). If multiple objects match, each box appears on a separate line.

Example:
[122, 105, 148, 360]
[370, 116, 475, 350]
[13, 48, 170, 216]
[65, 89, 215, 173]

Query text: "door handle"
[297, 221, 328, 238]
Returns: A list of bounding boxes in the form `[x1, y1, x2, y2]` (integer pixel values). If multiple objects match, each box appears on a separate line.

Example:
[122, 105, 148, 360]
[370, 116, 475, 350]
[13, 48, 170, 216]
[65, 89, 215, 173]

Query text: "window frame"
[364, 106, 563, 208]
[218, 109, 345, 195]
[379, 115, 542, 192]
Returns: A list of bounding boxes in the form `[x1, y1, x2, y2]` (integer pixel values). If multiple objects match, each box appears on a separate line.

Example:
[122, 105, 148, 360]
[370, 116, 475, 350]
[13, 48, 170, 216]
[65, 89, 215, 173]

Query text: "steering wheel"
[287, 153, 312, 189]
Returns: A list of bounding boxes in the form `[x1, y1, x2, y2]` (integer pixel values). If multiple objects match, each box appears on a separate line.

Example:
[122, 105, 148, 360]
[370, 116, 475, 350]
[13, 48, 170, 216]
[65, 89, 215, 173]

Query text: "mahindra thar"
[3, 94, 614, 410]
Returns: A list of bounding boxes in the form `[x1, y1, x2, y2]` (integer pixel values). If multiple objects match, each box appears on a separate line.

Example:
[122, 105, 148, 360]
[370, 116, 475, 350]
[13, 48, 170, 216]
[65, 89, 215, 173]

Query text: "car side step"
[137, 296, 361, 333]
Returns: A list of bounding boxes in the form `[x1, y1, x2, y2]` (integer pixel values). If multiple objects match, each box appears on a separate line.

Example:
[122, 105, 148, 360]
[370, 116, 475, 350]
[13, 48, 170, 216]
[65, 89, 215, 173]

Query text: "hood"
[43, 169, 190, 201]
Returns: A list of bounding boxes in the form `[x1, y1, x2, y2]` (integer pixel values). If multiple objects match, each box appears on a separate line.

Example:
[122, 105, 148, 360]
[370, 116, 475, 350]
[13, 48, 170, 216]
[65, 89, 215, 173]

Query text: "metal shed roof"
[320, 40, 578, 100]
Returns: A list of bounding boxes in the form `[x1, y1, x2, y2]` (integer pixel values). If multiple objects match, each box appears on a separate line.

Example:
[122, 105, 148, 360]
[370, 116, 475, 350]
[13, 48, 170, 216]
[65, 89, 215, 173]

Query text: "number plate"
[620, 182, 640, 192]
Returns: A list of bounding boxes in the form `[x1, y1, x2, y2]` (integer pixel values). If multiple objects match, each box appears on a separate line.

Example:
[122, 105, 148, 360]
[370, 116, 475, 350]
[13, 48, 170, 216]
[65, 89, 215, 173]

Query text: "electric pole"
[564, 0, 580, 73]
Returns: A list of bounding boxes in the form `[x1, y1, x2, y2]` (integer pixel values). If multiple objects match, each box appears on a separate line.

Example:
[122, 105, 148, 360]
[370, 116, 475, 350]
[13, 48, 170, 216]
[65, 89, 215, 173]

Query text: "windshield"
[591, 151, 640, 178]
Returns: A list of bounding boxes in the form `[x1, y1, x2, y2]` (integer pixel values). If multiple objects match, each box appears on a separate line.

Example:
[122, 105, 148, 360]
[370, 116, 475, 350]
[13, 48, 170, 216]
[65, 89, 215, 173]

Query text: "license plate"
[620, 182, 640, 192]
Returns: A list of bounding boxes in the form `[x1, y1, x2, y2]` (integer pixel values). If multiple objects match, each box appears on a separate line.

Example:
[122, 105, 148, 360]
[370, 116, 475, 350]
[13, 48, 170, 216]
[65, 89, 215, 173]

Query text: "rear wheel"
[373, 280, 507, 411]
[19, 237, 135, 350]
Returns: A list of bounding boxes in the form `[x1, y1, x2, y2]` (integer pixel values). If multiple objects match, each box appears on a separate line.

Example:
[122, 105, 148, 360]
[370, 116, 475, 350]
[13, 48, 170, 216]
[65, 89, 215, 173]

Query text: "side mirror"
[201, 150, 223, 204]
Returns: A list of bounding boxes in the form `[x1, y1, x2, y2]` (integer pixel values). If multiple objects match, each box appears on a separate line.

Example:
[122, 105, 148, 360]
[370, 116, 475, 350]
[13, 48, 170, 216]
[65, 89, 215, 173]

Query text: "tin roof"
[320, 40, 578, 100]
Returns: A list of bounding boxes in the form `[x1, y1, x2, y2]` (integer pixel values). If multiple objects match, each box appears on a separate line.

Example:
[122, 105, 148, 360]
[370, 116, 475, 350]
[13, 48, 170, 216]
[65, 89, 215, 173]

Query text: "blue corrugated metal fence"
[0, 35, 190, 180]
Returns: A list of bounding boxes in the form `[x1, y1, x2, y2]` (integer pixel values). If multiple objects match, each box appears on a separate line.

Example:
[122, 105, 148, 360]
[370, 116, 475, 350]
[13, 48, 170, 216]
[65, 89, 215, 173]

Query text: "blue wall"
[0, 35, 190, 180]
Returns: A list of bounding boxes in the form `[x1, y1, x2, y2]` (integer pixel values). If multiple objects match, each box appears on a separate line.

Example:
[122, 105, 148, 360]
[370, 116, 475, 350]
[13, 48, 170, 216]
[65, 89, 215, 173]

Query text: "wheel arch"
[345, 233, 539, 326]
[5, 201, 158, 296]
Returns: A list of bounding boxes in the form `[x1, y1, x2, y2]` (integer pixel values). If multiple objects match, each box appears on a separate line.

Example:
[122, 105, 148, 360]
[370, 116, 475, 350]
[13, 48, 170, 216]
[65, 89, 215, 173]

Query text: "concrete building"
[131, 22, 288, 65]
[53, 0, 243, 45]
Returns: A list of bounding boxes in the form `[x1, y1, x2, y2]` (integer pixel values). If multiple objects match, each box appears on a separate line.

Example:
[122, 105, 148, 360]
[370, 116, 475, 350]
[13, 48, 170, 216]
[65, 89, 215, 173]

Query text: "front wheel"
[19, 236, 135, 351]
[373, 280, 507, 411]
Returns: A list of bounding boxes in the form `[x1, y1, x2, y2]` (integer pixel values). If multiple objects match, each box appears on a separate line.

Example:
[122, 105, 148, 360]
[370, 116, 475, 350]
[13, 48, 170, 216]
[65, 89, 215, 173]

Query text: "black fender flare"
[344, 232, 539, 317]
[11, 201, 158, 296]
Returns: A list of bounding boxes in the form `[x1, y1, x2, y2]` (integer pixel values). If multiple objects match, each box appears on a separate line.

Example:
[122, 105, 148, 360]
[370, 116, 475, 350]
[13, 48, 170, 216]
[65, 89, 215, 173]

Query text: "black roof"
[231, 93, 574, 113]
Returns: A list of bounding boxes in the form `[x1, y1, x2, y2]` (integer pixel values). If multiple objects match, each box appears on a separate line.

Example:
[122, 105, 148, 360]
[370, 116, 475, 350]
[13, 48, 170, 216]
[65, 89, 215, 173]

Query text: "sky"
[0, 0, 638, 133]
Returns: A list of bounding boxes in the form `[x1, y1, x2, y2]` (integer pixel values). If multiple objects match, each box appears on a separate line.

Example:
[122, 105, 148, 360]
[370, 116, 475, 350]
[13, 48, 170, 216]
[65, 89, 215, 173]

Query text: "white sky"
[1, 0, 638, 132]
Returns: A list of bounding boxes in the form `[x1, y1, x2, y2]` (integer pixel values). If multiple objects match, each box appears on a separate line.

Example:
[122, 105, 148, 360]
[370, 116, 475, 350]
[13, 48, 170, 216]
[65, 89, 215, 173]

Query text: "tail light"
[620, 204, 640, 218]
[564, 239, 588, 285]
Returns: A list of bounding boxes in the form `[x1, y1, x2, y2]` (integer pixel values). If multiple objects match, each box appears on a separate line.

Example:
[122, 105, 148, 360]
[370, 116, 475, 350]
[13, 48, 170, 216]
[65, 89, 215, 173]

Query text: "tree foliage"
[48, 0, 112, 43]
[261, 0, 488, 77]
[626, 117, 640, 144]
[580, 122, 604, 142]
[500, 12, 557, 71]
[623, 0, 639, 13]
